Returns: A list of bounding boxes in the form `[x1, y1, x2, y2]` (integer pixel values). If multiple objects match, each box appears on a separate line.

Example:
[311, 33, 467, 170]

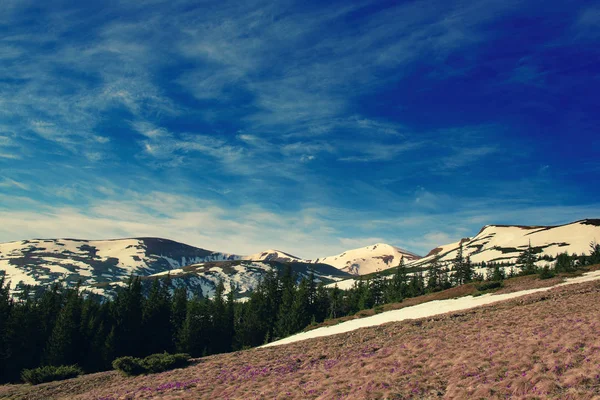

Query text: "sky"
[0, 0, 599, 258]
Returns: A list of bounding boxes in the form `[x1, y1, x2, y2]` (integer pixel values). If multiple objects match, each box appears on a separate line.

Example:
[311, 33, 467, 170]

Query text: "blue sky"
[0, 0, 599, 258]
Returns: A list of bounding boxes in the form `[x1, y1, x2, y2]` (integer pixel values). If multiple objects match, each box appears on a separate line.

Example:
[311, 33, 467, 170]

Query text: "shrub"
[113, 353, 191, 376]
[112, 356, 147, 376]
[476, 281, 503, 292]
[538, 265, 555, 280]
[21, 364, 83, 385]
[142, 352, 190, 373]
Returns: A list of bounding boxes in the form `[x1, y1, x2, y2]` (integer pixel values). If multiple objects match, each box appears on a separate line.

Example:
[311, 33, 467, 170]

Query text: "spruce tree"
[142, 278, 172, 354]
[555, 252, 575, 273]
[452, 243, 465, 285]
[113, 276, 143, 357]
[589, 241, 600, 265]
[44, 286, 83, 366]
[426, 256, 442, 292]
[275, 265, 296, 338]
[516, 241, 537, 275]
[171, 286, 188, 349]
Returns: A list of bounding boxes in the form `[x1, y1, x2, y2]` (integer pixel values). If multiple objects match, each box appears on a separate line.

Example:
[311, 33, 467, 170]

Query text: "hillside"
[0, 237, 240, 297]
[3, 271, 600, 399]
[142, 260, 351, 299]
[412, 219, 600, 269]
[242, 249, 303, 263]
[311, 243, 421, 275]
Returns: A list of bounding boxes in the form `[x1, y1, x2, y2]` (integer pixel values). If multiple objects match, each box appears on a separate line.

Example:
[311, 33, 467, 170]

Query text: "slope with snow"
[141, 260, 351, 300]
[409, 219, 600, 270]
[242, 249, 303, 263]
[264, 268, 600, 348]
[312, 243, 421, 275]
[0, 237, 240, 294]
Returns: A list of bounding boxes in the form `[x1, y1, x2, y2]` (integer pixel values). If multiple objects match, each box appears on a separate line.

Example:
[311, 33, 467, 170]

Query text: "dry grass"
[2, 277, 600, 399]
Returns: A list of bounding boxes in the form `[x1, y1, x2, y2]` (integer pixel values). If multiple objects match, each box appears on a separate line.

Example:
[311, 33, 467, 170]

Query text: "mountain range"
[1, 219, 598, 298]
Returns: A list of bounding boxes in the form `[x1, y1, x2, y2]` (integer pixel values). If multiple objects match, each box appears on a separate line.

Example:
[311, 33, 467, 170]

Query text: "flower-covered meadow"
[2, 279, 600, 399]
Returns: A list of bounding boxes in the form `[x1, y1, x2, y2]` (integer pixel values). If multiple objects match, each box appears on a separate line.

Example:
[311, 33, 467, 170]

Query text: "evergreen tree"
[44, 286, 83, 366]
[113, 276, 144, 357]
[516, 241, 537, 275]
[386, 258, 408, 303]
[408, 271, 425, 297]
[142, 278, 172, 354]
[171, 286, 188, 349]
[426, 256, 442, 292]
[589, 241, 600, 265]
[370, 272, 386, 305]
[328, 284, 344, 319]
[452, 243, 466, 285]
[0, 277, 13, 380]
[291, 277, 312, 331]
[179, 296, 211, 356]
[275, 265, 296, 338]
[555, 252, 575, 273]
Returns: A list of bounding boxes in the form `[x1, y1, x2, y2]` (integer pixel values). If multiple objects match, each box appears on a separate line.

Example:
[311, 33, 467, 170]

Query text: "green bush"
[21, 364, 83, 385]
[112, 356, 147, 376]
[142, 352, 190, 373]
[476, 281, 503, 292]
[112, 352, 191, 376]
[538, 265, 555, 280]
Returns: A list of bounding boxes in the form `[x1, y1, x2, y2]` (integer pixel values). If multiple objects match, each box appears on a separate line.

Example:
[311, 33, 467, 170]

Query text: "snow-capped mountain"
[135, 260, 350, 300]
[242, 249, 303, 263]
[0, 237, 240, 294]
[409, 219, 600, 269]
[311, 243, 421, 275]
[0, 238, 351, 299]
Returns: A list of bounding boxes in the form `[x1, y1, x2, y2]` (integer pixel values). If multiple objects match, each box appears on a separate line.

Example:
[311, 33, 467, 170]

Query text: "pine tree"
[386, 258, 408, 302]
[171, 286, 188, 349]
[517, 241, 537, 275]
[555, 252, 575, 273]
[313, 281, 330, 322]
[113, 275, 143, 357]
[589, 241, 600, 265]
[328, 284, 344, 319]
[370, 272, 385, 305]
[452, 243, 466, 285]
[291, 277, 312, 332]
[0, 277, 13, 381]
[275, 265, 296, 338]
[44, 286, 83, 366]
[142, 278, 172, 354]
[426, 256, 442, 292]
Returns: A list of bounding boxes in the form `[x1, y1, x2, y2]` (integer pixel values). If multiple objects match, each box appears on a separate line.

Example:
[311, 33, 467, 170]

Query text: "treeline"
[0, 262, 430, 383]
[1, 241, 599, 383]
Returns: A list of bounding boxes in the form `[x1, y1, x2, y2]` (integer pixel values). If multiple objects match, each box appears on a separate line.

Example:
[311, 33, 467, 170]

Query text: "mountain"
[136, 260, 350, 300]
[0, 238, 351, 298]
[0, 237, 240, 295]
[311, 243, 421, 275]
[242, 249, 303, 263]
[409, 219, 600, 270]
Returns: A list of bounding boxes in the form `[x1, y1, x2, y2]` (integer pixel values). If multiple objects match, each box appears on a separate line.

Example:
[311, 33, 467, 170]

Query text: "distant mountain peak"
[242, 249, 302, 262]
[311, 242, 421, 275]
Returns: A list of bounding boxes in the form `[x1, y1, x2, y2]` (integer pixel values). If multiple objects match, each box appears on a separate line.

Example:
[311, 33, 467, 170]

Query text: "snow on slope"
[0, 238, 240, 294]
[145, 260, 350, 300]
[242, 249, 303, 263]
[409, 219, 600, 269]
[263, 269, 600, 348]
[312, 243, 421, 275]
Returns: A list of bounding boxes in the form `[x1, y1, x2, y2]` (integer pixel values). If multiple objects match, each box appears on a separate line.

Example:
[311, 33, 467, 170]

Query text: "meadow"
[2, 274, 600, 399]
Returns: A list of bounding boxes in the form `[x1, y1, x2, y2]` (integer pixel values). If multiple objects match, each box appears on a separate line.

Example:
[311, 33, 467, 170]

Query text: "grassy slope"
[2, 271, 600, 399]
